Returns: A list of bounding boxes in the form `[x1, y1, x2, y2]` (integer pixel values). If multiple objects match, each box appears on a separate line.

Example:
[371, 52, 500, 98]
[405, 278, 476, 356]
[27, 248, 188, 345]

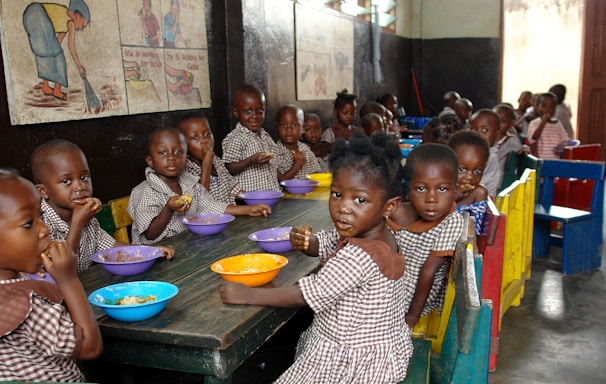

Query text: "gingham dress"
[275, 141, 322, 179]
[315, 210, 464, 315]
[0, 279, 84, 382]
[480, 150, 501, 197]
[221, 123, 282, 192]
[184, 157, 241, 205]
[275, 238, 412, 384]
[40, 199, 116, 272]
[320, 124, 366, 143]
[128, 167, 228, 244]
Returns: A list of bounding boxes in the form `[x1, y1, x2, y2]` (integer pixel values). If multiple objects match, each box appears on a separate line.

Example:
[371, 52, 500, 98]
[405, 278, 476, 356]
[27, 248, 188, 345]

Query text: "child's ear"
[232, 106, 239, 119]
[145, 155, 153, 168]
[384, 196, 402, 218]
[36, 184, 49, 200]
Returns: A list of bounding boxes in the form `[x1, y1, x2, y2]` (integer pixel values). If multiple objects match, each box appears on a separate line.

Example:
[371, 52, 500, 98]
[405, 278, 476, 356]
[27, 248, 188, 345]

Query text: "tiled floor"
[86, 249, 606, 384]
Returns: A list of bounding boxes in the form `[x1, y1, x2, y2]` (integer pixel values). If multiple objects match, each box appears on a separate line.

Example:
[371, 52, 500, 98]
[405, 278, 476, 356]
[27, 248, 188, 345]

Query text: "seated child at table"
[222, 84, 282, 192]
[128, 128, 271, 244]
[421, 114, 464, 145]
[274, 104, 321, 180]
[526, 92, 571, 159]
[291, 141, 465, 328]
[448, 130, 490, 236]
[470, 109, 502, 196]
[0, 169, 102, 381]
[30, 140, 173, 272]
[361, 112, 385, 136]
[321, 89, 366, 144]
[220, 133, 413, 383]
[177, 111, 242, 205]
[493, 103, 524, 171]
[301, 112, 330, 172]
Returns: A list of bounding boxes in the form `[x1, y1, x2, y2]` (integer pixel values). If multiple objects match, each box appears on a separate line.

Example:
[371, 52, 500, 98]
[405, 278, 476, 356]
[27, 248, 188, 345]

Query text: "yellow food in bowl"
[210, 253, 288, 287]
[306, 173, 332, 188]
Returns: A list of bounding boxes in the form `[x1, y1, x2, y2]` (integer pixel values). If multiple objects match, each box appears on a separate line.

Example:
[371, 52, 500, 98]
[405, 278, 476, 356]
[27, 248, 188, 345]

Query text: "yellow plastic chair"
[109, 196, 132, 244]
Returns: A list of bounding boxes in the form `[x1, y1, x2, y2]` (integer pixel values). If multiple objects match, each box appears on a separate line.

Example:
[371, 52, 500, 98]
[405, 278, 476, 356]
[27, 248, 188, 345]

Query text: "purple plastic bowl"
[280, 179, 320, 194]
[92, 246, 164, 276]
[240, 191, 284, 206]
[181, 213, 235, 235]
[248, 227, 294, 253]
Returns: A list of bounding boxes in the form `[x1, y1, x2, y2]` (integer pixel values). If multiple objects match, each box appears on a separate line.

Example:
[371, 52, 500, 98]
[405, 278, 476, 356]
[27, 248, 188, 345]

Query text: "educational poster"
[295, 4, 354, 101]
[0, 0, 210, 125]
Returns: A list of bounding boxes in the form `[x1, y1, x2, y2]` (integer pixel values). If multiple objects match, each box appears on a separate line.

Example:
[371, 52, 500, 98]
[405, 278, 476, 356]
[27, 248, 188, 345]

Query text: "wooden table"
[80, 196, 333, 383]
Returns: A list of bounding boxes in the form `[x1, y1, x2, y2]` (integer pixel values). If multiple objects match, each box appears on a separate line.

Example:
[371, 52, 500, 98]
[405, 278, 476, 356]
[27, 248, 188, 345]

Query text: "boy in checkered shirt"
[30, 140, 173, 272]
[0, 169, 102, 381]
[222, 85, 282, 192]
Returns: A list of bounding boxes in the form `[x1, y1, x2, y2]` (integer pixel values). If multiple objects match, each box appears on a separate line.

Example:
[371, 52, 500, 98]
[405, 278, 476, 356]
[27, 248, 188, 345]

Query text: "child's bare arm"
[144, 197, 188, 240]
[220, 281, 306, 307]
[225, 203, 271, 217]
[41, 241, 102, 360]
[290, 225, 319, 256]
[405, 255, 449, 328]
[225, 153, 272, 175]
[531, 113, 550, 140]
[67, 197, 102, 253]
[198, 149, 214, 190]
[277, 150, 307, 181]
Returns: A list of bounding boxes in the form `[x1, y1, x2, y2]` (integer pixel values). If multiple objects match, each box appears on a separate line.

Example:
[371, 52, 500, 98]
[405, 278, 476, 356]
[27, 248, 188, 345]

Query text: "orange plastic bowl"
[210, 253, 288, 287]
[306, 173, 332, 188]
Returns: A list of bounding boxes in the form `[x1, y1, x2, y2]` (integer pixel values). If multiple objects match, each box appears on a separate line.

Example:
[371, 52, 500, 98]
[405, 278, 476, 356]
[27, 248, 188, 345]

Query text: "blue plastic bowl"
[248, 227, 293, 253]
[88, 281, 179, 322]
[181, 213, 235, 235]
[280, 179, 319, 194]
[240, 191, 284, 206]
[92, 246, 165, 276]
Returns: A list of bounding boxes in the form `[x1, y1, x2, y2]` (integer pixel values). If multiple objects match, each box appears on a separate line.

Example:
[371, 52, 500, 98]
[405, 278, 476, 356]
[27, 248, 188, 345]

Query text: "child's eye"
[61, 179, 72, 185]
[472, 168, 484, 176]
[21, 219, 33, 229]
[174, 149, 184, 156]
[330, 191, 341, 198]
[203, 132, 212, 138]
[354, 197, 366, 204]
[439, 186, 448, 192]
[415, 186, 426, 192]
[458, 167, 467, 174]
[191, 135, 199, 140]
[159, 150, 167, 156]
[81, 175, 90, 182]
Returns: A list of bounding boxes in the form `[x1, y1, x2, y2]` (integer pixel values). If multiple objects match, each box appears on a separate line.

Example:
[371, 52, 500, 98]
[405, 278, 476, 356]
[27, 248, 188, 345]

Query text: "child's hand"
[290, 225, 312, 251]
[156, 245, 175, 260]
[72, 197, 102, 226]
[40, 240, 77, 282]
[248, 204, 271, 217]
[405, 313, 419, 329]
[251, 152, 272, 165]
[291, 149, 307, 165]
[540, 113, 551, 123]
[220, 281, 251, 304]
[168, 195, 191, 212]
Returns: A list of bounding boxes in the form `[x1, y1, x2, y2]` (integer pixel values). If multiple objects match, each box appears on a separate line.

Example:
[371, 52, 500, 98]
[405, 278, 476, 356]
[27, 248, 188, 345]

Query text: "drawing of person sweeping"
[22, 0, 90, 102]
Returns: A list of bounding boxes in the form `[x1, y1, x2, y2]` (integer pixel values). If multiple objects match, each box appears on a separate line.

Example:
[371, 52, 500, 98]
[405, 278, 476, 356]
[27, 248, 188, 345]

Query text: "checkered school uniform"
[0, 279, 84, 382]
[320, 125, 366, 143]
[221, 123, 281, 192]
[275, 141, 322, 179]
[184, 157, 240, 205]
[128, 167, 228, 244]
[527, 118, 570, 159]
[480, 150, 501, 197]
[275, 238, 412, 383]
[315, 209, 464, 315]
[40, 199, 115, 272]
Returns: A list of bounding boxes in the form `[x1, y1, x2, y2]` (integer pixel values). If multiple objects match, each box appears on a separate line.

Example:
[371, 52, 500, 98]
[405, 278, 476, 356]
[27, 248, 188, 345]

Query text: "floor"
[85, 248, 606, 384]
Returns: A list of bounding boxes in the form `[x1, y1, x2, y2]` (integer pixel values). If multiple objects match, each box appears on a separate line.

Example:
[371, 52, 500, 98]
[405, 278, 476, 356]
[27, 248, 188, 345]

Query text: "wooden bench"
[95, 196, 132, 243]
[533, 159, 605, 275]
[554, 143, 602, 211]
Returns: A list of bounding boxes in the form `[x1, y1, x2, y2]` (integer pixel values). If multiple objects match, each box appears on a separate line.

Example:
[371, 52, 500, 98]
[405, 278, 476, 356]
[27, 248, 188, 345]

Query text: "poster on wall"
[294, 4, 354, 101]
[0, 0, 210, 125]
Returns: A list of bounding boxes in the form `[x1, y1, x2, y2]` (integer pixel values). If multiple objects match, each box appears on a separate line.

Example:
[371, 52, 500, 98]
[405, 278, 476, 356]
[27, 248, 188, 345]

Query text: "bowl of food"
[248, 227, 293, 253]
[181, 213, 235, 235]
[210, 253, 288, 287]
[92, 246, 165, 276]
[280, 179, 319, 194]
[306, 173, 332, 188]
[240, 191, 284, 206]
[88, 281, 179, 322]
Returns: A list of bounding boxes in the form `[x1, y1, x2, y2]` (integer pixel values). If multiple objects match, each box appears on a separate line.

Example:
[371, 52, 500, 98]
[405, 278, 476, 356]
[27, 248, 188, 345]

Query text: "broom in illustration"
[83, 75, 102, 113]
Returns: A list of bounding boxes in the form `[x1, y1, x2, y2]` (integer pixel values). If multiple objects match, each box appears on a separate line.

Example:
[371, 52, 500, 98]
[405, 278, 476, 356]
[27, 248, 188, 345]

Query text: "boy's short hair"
[447, 130, 490, 165]
[536, 92, 558, 105]
[276, 104, 304, 123]
[304, 112, 320, 123]
[470, 108, 500, 128]
[146, 127, 187, 154]
[0, 167, 20, 185]
[233, 84, 265, 105]
[176, 110, 207, 126]
[405, 143, 458, 184]
[493, 103, 516, 120]
[30, 139, 84, 184]
[359, 101, 385, 119]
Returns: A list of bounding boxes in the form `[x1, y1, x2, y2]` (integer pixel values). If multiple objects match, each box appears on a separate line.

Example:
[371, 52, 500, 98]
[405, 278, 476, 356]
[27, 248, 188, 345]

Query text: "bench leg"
[561, 221, 602, 275]
[532, 218, 551, 258]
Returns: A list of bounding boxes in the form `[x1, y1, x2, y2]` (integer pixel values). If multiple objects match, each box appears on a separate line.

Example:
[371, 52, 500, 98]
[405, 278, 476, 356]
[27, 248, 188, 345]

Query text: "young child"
[220, 133, 412, 383]
[470, 109, 502, 196]
[274, 104, 321, 180]
[448, 130, 490, 236]
[421, 114, 464, 145]
[177, 111, 242, 205]
[321, 89, 366, 144]
[0, 169, 102, 381]
[301, 112, 330, 172]
[493, 103, 524, 171]
[128, 128, 270, 244]
[30, 140, 173, 272]
[527, 92, 571, 159]
[454, 98, 473, 129]
[361, 112, 385, 136]
[290, 138, 465, 329]
[222, 85, 281, 192]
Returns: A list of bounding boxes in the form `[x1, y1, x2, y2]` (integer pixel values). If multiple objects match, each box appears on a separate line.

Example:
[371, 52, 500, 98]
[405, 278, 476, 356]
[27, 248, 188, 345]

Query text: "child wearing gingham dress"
[184, 157, 240, 205]
[275, 140, 322, 180]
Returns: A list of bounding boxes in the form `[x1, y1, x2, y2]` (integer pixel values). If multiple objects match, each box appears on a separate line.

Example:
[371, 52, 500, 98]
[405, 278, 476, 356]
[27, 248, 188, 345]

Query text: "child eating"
[301, 112, 330, 172]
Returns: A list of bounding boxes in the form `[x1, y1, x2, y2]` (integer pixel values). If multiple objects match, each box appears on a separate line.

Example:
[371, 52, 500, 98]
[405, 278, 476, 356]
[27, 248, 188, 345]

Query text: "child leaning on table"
[291, 142, 465, 328]
[177, 111, 243, 205]
[128, 127, 271, 244]
[222, 84, 282, 192]
[220, 133, 413, 383]
[274, 104, 321, 180]
[30, 139, 173, 272]
[0, 169, 102, 382]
